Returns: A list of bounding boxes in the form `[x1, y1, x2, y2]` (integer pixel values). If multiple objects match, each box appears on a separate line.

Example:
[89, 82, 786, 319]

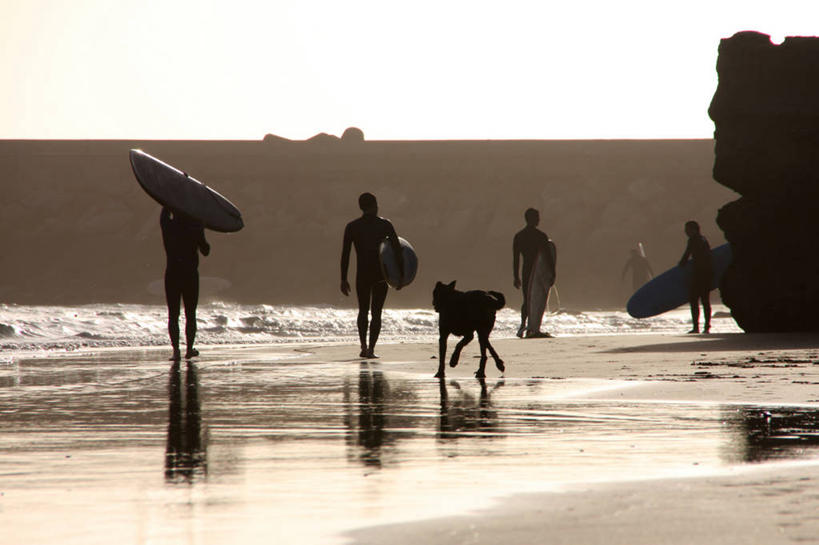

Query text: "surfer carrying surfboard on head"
[513, 208, 556, 338]
[340, 193, 404, 358]
[160, 207, 210, 361]
[678, 220, 713, 334]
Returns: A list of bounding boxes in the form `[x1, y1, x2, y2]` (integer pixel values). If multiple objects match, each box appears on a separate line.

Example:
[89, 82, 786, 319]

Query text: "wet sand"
[3, 331, 819, 544]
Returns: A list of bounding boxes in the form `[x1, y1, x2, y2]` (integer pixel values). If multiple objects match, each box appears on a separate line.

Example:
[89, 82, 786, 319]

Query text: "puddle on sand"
[2, 353, 819, 544]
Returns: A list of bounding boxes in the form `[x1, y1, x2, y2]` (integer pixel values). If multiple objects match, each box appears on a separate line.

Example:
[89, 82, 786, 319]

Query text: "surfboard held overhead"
[129, 149, 244, 233]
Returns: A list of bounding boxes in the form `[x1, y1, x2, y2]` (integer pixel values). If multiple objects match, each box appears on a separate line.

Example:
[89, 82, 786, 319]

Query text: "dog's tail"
[488, 290, 505, 310]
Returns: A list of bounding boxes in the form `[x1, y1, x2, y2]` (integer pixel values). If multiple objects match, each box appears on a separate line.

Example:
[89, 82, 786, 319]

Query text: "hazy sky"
[1, 0, 817, 140]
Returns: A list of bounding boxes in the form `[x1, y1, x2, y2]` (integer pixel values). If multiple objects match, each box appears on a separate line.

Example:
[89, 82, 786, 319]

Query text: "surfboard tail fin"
[488, 290, 505, 310]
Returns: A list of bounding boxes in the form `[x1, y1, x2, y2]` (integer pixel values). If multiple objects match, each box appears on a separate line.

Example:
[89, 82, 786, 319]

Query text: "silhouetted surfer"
[161, 207, 210, 361]
[622, 246, 654, 291]
[340, 193, 403, 358]
[678, 220, 712, 334]
[513, 208, 555, 338]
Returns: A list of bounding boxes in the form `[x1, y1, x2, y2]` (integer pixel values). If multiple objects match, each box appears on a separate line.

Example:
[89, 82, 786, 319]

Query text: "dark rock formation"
[341, 127, 365, 142]
[710, 31, 819, 332]
[306, 132, 340, 144]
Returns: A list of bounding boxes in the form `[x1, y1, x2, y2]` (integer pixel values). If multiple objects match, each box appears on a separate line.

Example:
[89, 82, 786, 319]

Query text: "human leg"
[701, 285, 712, 333]
[181, 271, 199, 358]
[518, 271, 531, 337]
[356, 276, 372, 356]
[367, 281, 388, 357]
[165, 270, 183, 360]
[688, 298, 700, 333]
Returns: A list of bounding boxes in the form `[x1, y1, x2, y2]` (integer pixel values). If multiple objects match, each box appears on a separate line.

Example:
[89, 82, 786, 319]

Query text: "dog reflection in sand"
[432, 281, 506, 378]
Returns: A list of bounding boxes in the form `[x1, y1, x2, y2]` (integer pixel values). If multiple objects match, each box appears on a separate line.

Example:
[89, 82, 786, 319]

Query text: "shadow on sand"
[603, 332, 819, 354]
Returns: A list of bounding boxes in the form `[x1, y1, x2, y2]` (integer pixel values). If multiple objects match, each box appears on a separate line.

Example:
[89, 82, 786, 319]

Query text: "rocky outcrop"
[711, 32, 819, 331]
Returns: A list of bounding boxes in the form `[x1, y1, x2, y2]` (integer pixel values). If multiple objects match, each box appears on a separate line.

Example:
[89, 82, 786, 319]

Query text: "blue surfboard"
[627, 243, 732, 319]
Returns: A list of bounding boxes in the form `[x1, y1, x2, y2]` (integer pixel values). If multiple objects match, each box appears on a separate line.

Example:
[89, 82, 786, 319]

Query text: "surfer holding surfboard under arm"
[340, 193, 404, 359]
[513, 208, 557, 338]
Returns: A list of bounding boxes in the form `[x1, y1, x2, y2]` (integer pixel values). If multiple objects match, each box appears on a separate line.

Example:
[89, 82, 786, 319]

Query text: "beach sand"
[3, 331, 819, 544]
[346, 333, 819, 545]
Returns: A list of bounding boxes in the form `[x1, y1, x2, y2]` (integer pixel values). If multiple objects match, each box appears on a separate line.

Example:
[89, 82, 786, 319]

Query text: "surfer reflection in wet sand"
[161, 207, 210, 361]
[513, 208, 556, 338]
[165, 360, 207, 482]
[678, 220, 713, 334]
[340, 193, 403, 358]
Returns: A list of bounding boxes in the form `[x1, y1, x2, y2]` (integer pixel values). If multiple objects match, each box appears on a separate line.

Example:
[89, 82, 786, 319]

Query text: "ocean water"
[0, 302, 740, 352]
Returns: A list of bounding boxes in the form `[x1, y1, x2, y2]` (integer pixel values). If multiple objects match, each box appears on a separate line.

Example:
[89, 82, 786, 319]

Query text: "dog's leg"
[449, 332, 474, 368]
[436, 333, 449, 378]
[486, 341, 505, 373]
[475, 332, 488, 378]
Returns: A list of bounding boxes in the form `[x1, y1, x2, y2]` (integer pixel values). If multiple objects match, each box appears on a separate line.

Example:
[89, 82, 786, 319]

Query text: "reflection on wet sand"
[343, 363, 393, 467]
[165, 361, 207, 482]
[438, 378, 503, 441]
[6, 349, 819, 545]
[727, 407, 819, 463]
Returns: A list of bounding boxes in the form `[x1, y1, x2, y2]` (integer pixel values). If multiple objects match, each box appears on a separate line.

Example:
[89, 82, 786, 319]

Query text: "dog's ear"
[448, 280, 456, 289]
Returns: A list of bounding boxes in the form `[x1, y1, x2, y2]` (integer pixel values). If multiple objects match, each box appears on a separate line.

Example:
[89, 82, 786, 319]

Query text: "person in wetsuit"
[161, 207, 210, 361]
[340, 193, 403, 358]
[622, 247, 654, 291]
[678, 220, 712, 334]
[513, 208, 556, 338]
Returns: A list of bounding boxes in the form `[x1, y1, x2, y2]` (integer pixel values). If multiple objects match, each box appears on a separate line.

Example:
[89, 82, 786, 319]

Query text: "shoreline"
[4, 331, 819, 544]
[333, 332, 819, 544]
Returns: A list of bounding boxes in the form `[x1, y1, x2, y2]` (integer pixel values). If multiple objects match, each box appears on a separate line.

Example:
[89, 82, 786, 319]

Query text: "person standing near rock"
[678, 220, 713, 334]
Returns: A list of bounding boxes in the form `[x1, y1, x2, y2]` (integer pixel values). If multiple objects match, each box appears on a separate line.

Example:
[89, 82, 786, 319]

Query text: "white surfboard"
[526, 241, 556, 333]
[129, 149, 244, 233]
[379, 237, 418, 289]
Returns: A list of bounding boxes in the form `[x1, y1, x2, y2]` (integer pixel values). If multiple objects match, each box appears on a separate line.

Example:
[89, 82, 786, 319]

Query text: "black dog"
[433, 281, 505, 378]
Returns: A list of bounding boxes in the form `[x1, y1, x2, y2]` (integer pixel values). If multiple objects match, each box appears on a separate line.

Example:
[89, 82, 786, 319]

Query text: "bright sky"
[1, 0, 817, 140]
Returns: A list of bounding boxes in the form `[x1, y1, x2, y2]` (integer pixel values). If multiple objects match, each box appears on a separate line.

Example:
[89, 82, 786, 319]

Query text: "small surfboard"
[627, 243, 732, 319]
[129, 149, 244, 233]
[379, 237, 418, 289]
[526, 241, 556, 333]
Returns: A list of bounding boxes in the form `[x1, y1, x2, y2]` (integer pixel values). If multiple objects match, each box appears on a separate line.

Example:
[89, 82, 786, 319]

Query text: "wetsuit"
[513, 226, 555, 328]
[679, 234, 712, 331]
[161, 208, 209, 355]
[622, 254, 653, 290]
[341, 214, 402, 352]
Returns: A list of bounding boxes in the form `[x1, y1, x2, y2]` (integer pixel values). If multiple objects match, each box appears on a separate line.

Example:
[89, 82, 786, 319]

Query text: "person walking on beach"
[678, 220, 712, 334]
[622, 245, 654, 291]
[513, 208, 556, 338]
[161, 207, 210, 361]
[340, 193, 403, 358]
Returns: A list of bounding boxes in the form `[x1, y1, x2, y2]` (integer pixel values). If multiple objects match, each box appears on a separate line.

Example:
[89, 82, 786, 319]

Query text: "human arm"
[340, 223, 352, 296]
[198, 227, 210, 257]
[621, 258, 631, 280]
[678, 239, 692, 267]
